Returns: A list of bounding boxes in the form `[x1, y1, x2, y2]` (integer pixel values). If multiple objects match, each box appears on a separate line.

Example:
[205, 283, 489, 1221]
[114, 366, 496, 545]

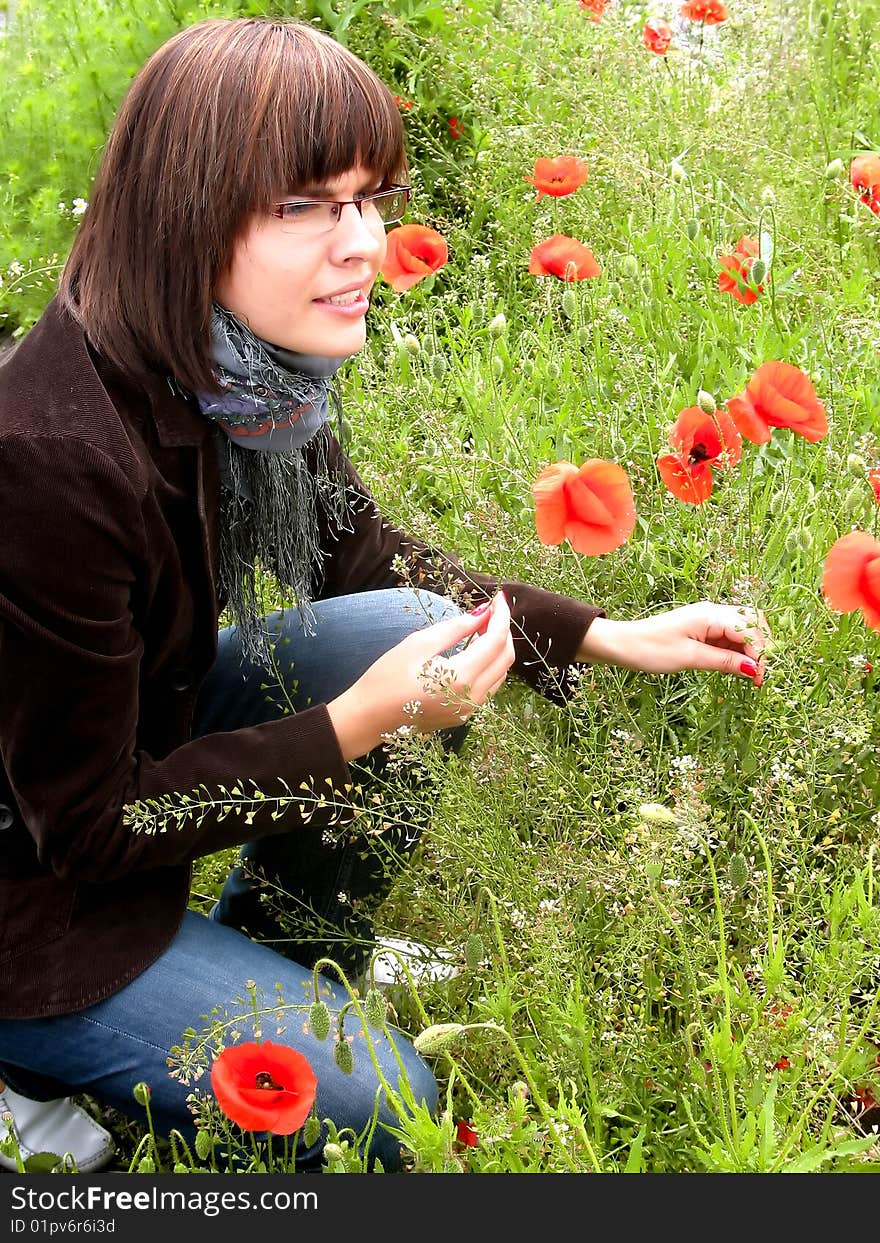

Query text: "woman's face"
[214, 166, 388, 356]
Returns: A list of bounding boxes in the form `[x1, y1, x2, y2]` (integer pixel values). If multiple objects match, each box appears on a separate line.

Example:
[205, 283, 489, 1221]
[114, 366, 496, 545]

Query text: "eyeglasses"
[272, 185, 411, 236]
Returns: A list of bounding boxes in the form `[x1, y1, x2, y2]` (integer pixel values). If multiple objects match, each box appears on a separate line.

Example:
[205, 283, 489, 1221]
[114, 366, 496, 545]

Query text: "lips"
[315, 286, 367, 305]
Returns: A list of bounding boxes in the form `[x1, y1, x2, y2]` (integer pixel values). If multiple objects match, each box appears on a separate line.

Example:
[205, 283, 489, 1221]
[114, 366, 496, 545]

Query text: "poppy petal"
[380, 224, 448, 292]
[528, 234, 601, 281]
[532, 461, 578, 545]
[821, 531, 880, 620]
[747, 362, 828, 442]
[726, 393, 771, 444]
[657, 454, 714, 504]
[211, 1042, 317, 1136]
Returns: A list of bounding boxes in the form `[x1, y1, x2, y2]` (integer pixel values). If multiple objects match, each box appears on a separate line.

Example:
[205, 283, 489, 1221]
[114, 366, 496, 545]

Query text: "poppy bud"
[685, 218, 700, 241]
[784, 529, 800, 555]
[546, 360, 561, 381]
[333, 1036, 355, 1074]
[607, 280, 622, 301]
[413, 1022, 466, 1055]
[641, 275, 653, 299]
[303, 1114, 321, 1147]
[577, 326, 591, 347]
[309, 1000, 331, 1042]
[697, 389, 716, 415]
[195, 1128, 214, 1161]
[669, 159, 688, 182]
[430, 354, 448, 380]
[323, 1142, 345, 1164]
[488, 312, 507, 338]
[364, 987, 386, 1028]
[133, 1082, 152, 1107]
[727, 852, 749, 890]
[621, 255, 639, 279]
[797, 526, 814, 551]
[844, 483, 866, 515]
[465, 931, 486, 970]
[638, 802, 680, 826]
[491, 354, 505, 379]
[825, 157, 844, 178]
[750, 258, 768, 286]
[522, 358, 535, 378]
[404, 333, 421, 356]
[847, 452, 868, 476]
[561, 289, 577, 319]
[138, 1155, 156, 1173]
[760, 186, 776, 206]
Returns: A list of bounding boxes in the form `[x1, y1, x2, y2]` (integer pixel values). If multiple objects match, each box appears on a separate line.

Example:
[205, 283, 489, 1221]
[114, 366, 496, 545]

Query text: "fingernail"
[470, 601, 491, 617]
[740, 658, 758, 679]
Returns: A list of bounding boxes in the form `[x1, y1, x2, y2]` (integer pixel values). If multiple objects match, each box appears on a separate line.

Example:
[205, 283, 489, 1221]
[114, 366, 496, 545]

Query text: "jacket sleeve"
[318, 436, 605, 702]
[0, 434, 355, 884]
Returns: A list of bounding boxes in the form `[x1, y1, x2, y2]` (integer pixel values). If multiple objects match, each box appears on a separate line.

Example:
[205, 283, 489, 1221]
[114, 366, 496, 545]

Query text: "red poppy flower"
[448, 116, 464, 140]
[643, 17, 673, 53]
[578, 0, 608, 21]
[773, 1057, 791, 1071]
[717, 235, 763, 305]
[380, 224, 448, 292]
[525, 155, 589, 201]
[681, 0, 728, 22]
[850, 154, 880, 214]
[822, 531, 880, 632]
[869, 467, 880, 503]
[532, 458, 636, 555]
[210, 1041, 317, 1135]
[656, 406, 742, 505]
[726, 361, 828, 445]
[528, 234, 601, 281]
[455, 1120, 479, 1148]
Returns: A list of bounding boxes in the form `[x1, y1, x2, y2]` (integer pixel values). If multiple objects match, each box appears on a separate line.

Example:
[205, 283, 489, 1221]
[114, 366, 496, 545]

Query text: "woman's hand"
[328, 591, 515, 761]
[577, 602, 771, 686]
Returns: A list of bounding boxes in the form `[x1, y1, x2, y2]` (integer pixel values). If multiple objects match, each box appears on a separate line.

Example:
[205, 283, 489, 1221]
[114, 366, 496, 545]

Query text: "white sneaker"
[368, 937, 459, 987]
[0, 1084, 116, 1173]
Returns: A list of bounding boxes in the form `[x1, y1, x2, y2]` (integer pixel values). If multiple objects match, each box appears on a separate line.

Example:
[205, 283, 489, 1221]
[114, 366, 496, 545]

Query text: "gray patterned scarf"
[194, 303, 353, 668]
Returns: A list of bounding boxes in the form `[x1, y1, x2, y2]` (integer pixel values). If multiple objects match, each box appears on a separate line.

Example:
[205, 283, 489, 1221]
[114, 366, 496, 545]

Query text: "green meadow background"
[3, 0, 880, 1173]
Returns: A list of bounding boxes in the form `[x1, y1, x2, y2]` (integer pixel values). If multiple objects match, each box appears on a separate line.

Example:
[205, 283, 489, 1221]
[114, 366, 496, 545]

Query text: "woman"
[0, 17, 768, 1172]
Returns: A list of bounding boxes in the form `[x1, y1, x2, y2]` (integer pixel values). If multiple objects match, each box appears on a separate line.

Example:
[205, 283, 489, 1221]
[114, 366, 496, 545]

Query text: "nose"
[330, 201, 385, 263]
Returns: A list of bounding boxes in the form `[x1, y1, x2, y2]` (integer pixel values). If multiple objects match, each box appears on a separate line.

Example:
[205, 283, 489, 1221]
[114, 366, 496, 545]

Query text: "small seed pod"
[309, 1000, 332, 1042]
[685, 218, 700, 241]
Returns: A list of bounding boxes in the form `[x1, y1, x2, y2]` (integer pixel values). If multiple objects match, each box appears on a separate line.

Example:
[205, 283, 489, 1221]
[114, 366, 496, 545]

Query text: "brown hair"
[59, 18, 407, 392]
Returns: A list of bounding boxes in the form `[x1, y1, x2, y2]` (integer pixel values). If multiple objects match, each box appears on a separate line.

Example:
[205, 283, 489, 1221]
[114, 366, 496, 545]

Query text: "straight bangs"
[59, 19, 407, 393]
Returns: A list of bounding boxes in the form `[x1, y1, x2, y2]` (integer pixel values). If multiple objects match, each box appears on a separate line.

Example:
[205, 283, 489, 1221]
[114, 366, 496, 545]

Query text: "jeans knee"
[403, 588, 464, 628]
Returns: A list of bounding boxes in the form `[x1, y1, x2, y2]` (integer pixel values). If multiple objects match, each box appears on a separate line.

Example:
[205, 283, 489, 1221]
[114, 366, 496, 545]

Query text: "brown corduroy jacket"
[0, 299, 602, 1018]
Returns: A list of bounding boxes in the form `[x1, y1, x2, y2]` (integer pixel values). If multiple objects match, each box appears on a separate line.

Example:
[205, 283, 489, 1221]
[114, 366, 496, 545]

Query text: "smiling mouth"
[319, 290, 365, 305]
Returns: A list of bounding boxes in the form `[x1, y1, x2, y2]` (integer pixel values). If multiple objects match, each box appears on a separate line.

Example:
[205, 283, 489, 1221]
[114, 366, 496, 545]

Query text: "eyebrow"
[286, 178, 385, 200]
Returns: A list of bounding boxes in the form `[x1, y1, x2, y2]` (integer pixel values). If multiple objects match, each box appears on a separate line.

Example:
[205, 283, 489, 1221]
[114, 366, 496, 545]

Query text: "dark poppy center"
[689, 443, 711, 464]
[254, 1070, 284, 1092]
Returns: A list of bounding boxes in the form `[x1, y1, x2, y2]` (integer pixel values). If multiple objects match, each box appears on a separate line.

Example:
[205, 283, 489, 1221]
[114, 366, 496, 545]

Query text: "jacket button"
[170, 669, 192, 692]
[0, 804, 13, 831]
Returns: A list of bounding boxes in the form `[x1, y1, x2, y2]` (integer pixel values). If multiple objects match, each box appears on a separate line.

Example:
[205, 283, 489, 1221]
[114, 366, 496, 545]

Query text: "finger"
[687, 639, 764, 685]
[406, 602, 495, 658]
[473, 640, 516, 702]
[448, 597, 512, 688]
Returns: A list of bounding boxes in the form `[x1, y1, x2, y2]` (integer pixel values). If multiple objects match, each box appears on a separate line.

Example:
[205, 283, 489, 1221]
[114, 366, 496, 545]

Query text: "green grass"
[4, 0, 880, 1174]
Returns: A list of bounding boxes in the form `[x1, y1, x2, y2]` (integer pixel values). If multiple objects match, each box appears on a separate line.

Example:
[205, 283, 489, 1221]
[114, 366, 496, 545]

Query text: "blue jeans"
[0, 588, 465, 1171]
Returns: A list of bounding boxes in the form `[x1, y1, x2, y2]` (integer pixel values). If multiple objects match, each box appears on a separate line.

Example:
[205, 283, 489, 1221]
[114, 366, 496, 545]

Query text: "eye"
[280, 201, 322, 221]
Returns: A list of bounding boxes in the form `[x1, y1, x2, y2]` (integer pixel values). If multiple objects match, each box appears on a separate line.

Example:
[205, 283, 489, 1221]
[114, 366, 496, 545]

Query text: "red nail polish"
[740, 658, 758, 678]
[471, 601, 491, 617]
